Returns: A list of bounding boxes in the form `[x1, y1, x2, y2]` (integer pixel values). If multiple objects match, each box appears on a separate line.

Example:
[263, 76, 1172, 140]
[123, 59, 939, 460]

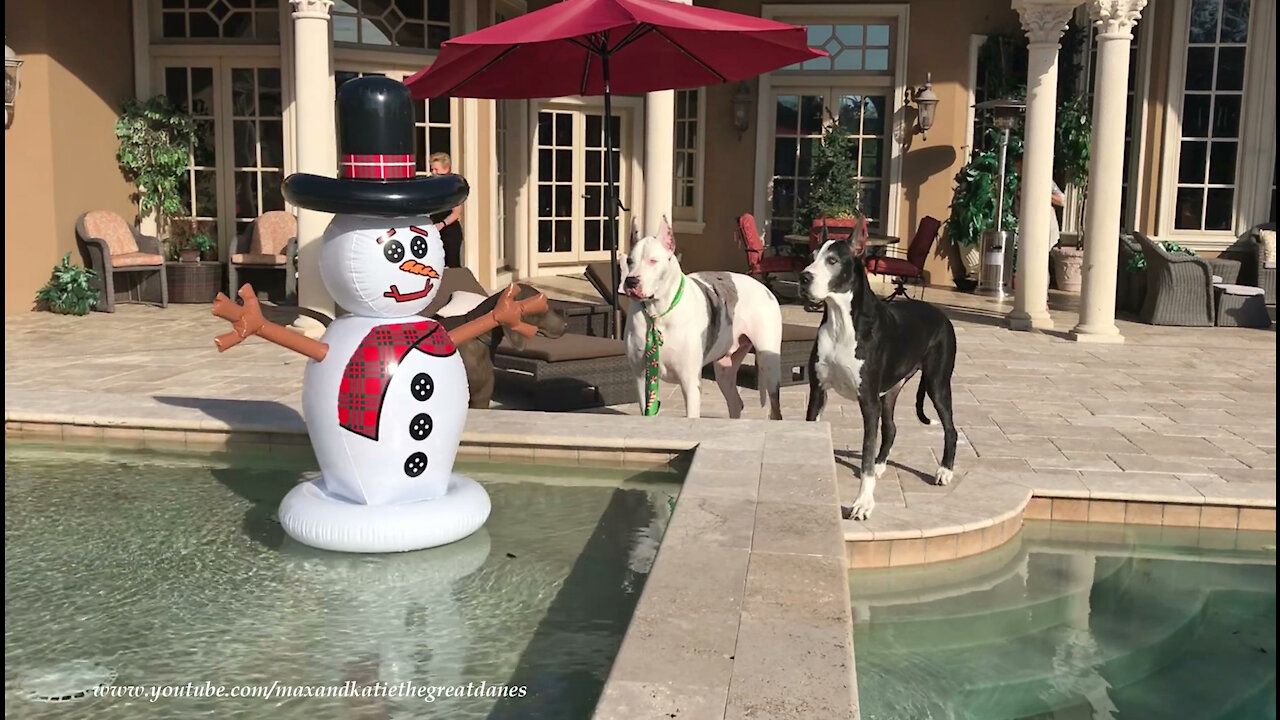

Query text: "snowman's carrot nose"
[399, 260, 439, 278]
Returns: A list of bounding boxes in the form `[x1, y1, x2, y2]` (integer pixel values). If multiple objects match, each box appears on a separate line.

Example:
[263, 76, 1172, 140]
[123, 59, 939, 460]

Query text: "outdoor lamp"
[731, 82, 752, 136]
[906, 73, 938, 139]
[5, 42, 22, 130]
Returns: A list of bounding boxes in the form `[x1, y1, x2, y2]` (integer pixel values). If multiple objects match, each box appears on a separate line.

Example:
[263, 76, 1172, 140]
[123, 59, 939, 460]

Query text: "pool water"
[3, 442, 680, 719]
[850, 521, 1277, 720]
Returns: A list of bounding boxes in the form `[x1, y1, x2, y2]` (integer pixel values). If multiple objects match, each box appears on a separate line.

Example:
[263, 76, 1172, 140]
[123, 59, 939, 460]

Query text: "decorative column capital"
[291, 0, 333, 20]
[1014, 1, 1075, 46]
[1089, 0, 1147, 38]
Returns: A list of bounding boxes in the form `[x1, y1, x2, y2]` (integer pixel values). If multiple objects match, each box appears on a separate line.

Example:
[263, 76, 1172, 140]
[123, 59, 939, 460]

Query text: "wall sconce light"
[5, 42, 23, 130]
[731, 82, 752, 136]
[905, 73, 939, 139]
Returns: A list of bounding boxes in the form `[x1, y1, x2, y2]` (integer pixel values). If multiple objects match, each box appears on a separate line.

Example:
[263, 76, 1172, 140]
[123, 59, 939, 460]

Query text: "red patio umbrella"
[404, 0, 823, 336]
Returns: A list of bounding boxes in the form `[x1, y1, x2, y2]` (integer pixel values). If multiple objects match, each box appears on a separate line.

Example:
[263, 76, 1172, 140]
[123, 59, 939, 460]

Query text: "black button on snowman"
[211, 76, 546, 553]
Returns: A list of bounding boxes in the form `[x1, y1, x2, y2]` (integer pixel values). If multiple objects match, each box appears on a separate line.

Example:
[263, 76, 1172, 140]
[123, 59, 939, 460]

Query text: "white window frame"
[1157, 0, 1277, 248]
[755, 4, 908, 245]
[330, 0, 460, 54]
[672, 87, 706, 234]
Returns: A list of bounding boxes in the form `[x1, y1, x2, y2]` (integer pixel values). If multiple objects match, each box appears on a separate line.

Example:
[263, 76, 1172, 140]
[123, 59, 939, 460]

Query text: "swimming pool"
[850, 521, 1276, 720]
[4, 442, 679, 719]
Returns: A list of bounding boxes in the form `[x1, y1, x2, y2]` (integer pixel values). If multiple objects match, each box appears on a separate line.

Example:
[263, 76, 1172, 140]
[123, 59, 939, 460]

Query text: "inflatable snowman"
[212, 77, 545, 553]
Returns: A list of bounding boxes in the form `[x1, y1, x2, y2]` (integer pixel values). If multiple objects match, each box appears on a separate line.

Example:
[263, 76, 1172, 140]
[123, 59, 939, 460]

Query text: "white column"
[289, 0, 336, 336]
[1071, 0, 1146, 343]
[1007, 1, 1074, 331]
[641, 0, 688, 234]
[643, 89, 675, 233]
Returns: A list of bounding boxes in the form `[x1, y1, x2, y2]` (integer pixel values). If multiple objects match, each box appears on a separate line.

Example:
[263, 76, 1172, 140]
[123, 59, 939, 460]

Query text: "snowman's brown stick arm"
[213, 285, 329, 362]
[447, 285, 548, 346]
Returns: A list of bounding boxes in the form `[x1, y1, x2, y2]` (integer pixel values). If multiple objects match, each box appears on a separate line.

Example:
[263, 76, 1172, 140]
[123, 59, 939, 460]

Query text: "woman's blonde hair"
[429, 152, 452, 170]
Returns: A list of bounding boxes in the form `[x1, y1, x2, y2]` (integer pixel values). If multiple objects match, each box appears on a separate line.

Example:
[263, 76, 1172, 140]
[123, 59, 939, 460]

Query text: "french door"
[533, 104, 631, 265]
[768, 88, 890, 245]
[159, 60, 285, 256]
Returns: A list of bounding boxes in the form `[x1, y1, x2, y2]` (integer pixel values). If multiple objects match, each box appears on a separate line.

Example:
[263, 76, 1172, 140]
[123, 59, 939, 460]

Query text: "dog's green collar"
[641, 276, 685, 416]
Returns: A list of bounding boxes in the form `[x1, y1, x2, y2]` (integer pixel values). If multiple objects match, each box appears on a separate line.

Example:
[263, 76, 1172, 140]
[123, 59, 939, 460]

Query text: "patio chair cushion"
[496, 333, 625, 362]
[423, 268, 489, 317]
[110, 251, 164, 268]
[782, 323, 819, 342]
[436, 290, 487, 318]
[250, 211, 297, 255]
[231, 252, 288, 265]
[1214, 283, 1266, 296]
[1261, 229, 1276, 267]
[864, 256, 921, 277]
[82, 211, 140, 257]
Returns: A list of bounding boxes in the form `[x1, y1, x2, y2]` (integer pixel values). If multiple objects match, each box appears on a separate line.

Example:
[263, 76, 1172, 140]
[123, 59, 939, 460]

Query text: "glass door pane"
[834, 92, 889, 231]
[163, 65, 220, 246]
[535, 109, 576, 260]
[582, 110, 622, 259]
[769, 91, 824, 245]
[229, 67, 285, 249]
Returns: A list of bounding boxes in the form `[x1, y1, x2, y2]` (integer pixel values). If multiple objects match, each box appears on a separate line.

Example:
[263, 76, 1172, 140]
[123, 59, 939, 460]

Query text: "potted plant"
[114, 95, 198, 241]
[1049, 96, 1091, 293]
[165, 219, 216, 263]
[947, 127, 1022, 283]
[798, 117, 863, 238]
[35, 254, 99, 315]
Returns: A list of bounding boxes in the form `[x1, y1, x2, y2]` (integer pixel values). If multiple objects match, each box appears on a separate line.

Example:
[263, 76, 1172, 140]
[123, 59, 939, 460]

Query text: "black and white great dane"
[800, 220, 958, 520]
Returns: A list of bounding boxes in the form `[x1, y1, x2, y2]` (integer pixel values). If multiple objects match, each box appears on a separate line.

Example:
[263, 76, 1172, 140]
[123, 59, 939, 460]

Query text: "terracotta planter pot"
[1050, 245, 1085, 293]
[179, 249, 200, 263]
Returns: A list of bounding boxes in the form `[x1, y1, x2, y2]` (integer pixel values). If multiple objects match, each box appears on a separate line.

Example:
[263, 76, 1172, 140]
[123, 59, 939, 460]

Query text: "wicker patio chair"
[75, 211, 168, 312]
[1225, 223, 1277, 304]
[229, 211, 296, 300]
[1135, 232, 1215, 326]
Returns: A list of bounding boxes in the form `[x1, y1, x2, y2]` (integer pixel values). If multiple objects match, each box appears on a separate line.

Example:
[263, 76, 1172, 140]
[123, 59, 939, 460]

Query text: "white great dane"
[619, 217, 784, 420]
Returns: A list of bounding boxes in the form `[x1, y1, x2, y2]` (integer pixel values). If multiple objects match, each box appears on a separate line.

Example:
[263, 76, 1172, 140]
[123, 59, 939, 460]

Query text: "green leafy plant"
[165, 218, 215, 260]
[36, 254, 99, 316]
[947, 127, 1024, 248]
[797, 118, 863, 233]
[1127, 240, 1196, 274]
[115, 95, 198, 232]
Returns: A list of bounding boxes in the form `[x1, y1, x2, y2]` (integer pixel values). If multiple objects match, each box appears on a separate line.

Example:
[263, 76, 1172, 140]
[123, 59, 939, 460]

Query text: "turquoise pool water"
[4, 442, 679, 719]
[850, 521, 1277, 720]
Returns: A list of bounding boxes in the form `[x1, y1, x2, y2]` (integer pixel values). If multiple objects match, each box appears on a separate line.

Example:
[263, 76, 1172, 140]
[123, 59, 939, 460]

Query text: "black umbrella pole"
[602, 53, 621, 339]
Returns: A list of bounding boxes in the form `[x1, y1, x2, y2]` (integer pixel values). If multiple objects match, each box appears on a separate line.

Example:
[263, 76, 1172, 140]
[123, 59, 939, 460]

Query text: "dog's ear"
[658, 215, 676, 254]
[851, 215, 870, 257]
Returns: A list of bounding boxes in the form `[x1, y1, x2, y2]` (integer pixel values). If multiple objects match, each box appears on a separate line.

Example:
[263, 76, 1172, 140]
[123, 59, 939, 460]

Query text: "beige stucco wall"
[684, 0, 1021, 284]
[5, 0, 136, 314]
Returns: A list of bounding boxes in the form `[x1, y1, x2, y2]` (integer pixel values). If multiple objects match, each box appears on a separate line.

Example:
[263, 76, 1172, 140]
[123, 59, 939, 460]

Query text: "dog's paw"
[874, 462, 888, 478]
[843, 496, 876, 521]
[934, 467, 954, 486]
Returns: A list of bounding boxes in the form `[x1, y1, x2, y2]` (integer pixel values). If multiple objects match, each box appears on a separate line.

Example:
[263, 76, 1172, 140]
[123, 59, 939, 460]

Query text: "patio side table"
[166, 261, 223, 304]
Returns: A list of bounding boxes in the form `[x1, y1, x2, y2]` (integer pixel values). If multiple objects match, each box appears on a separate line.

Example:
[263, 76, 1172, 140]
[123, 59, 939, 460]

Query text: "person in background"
[428, 152, 465, 268]
[1013, 158, 1066, 247]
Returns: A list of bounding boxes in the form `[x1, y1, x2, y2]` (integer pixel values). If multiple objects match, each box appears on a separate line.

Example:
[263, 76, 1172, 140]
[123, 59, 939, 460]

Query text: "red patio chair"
[865, 216, 941, 301]
[738, 213, 805, 297]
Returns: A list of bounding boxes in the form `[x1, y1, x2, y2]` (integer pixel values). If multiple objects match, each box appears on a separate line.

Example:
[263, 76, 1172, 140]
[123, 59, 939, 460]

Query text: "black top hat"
[282, 76, 468, 216]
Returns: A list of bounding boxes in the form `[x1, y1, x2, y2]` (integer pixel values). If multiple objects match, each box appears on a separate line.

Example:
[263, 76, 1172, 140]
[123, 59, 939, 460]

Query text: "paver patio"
[6, 279, 1276, 524]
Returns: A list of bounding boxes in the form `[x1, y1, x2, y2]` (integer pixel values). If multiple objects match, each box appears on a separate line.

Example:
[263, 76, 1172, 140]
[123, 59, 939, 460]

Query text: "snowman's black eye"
[410, 235, 428, 259]
[383, 239, 405, 263]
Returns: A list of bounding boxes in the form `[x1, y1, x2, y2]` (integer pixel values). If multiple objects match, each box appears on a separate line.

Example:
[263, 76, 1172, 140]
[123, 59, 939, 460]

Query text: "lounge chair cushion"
[111, 251, 164, 268]
[865, 256, 921, 277]
[250, 211, 297, 255]
[231, 252, 288, 265]
[436, 291, 487, 318]
[424, 268, 489, 317]
[782, 323, 819, 342]
[1261, 229, 1276, 267]
[82, 211, 140, 257]
[1214, 283, 1266, 296]
[497, 333, 625, 362]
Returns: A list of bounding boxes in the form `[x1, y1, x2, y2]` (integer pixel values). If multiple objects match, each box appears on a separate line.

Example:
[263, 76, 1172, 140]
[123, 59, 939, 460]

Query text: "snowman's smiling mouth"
[384, 280, 434, 302]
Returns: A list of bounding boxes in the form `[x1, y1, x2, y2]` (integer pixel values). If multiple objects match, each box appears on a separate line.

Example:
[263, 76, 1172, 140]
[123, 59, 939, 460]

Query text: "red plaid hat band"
[340, 154, 416, 180]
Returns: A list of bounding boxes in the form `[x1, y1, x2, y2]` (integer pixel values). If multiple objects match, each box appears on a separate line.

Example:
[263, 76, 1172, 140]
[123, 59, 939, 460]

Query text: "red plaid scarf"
[337, 320, 455, 440]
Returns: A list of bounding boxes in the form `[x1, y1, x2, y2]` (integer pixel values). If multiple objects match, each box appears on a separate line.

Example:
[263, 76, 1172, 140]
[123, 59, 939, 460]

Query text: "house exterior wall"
[5, 0, 136, 314]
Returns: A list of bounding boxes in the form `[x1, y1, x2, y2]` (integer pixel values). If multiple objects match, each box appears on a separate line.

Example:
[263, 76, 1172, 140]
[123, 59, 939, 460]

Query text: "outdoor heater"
[974, 98, 1025, 298]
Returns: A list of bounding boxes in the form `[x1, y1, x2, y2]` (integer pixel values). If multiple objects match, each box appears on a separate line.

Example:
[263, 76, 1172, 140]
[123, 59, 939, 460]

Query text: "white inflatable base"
[279, 473, 491, 553]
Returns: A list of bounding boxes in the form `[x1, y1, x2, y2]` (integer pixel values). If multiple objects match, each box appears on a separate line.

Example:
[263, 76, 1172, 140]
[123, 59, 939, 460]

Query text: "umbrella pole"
[602, 52, 621, 339]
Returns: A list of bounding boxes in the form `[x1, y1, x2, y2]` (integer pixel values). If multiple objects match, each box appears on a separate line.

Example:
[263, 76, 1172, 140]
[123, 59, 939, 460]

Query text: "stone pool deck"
[5, 279, 1277, 719]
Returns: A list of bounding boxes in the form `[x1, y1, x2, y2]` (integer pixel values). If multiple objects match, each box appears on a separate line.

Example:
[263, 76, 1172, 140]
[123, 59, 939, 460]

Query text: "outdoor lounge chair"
[75, 211, 168, 312]
[228, 211, 297, 301]
[738, 212, 805, 298]
[1223, 223, 1276, 305]
[425, 268, 637, 410]
[703, 321, 819, 389]
[1134, 232, 1215, 326]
